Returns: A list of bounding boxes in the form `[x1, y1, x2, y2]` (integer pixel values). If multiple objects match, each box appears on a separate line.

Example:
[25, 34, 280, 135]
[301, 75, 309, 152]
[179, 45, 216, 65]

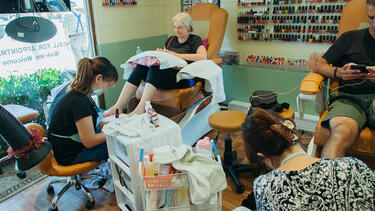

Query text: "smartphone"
[350, 64, 369, 73]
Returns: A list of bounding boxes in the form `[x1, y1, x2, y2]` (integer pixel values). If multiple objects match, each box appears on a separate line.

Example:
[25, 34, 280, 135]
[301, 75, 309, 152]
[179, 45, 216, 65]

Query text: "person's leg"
[321, 116, 359, 158]
[129, 66, 160, 115]
[130, 82, 157, 115]
[129, 67, 191, 115]
[105, 65, 148, 116]
[70, 143, 108, 165]
[320, 95, 366, 159]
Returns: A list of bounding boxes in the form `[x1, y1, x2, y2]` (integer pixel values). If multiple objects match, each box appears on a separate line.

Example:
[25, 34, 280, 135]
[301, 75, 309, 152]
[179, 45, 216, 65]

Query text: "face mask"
[91, 79, 103, 96]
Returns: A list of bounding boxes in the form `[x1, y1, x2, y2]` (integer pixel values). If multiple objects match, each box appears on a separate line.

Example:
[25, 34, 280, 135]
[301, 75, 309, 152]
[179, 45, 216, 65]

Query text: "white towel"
[176, 60, 226, 103]
[120, 51, 188, 79]
[153, 145, 227, 204]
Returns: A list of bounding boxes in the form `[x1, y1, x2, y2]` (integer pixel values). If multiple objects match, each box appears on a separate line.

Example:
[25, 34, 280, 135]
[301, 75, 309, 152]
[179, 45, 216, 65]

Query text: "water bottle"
[136, 46, 142, 55]
[196, 137, 212, 158]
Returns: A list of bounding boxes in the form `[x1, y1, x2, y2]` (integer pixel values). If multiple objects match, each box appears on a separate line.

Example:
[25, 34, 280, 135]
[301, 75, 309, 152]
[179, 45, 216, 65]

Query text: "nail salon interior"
[0, 0, 374, 210]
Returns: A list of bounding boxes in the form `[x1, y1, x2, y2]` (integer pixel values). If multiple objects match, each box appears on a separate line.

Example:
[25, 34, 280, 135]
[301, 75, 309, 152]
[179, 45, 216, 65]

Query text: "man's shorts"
[321, 92, 375, 130]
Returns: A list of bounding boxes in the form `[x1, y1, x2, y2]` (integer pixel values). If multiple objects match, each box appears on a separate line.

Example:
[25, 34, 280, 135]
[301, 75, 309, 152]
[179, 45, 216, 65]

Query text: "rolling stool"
[209, 110, 259, 194]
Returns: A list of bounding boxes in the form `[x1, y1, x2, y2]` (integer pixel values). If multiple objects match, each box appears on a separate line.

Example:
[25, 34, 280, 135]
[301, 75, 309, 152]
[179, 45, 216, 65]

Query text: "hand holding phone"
[350, 64, 369, 73]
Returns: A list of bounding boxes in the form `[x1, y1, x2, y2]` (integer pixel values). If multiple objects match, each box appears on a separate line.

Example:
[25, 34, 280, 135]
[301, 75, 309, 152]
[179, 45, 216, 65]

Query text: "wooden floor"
[0, 130, 254, 211]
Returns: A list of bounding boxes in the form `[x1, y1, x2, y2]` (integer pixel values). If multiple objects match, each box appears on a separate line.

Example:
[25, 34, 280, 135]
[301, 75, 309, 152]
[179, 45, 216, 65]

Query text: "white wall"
[220, 0, 332, 64]
[91, 0, 180, 45]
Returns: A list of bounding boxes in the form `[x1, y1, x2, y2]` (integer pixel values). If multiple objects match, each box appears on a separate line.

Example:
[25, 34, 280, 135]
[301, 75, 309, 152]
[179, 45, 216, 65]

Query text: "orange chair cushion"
[209, 110, 247, 132]
[136, 81, 205, 109]
[37, 152, 100, 177]
[314, 110, 375, 156]
[4, 104, 39, 123]
[186, 3, 228, 60]
[280, 107, 295, 120]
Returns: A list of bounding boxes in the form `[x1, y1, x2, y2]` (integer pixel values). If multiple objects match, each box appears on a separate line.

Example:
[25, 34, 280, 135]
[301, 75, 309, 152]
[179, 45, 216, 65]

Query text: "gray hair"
[172, 12, 193, 32]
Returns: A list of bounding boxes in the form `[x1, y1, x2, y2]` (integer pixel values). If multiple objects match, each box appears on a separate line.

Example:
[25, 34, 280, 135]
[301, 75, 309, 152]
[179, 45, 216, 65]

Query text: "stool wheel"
[237, 184, 245, 194]
[86, 199, 95, 209]
[16, 171, 26, 179]
[49, 207, 58, 211]
[98, 178, 107, 187]
[47, 185, 54, 195]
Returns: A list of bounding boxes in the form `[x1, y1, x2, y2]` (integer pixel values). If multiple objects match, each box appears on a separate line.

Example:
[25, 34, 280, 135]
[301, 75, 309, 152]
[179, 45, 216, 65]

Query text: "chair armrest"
[300, 73, 325, 95]
[297, 73, 327, 119]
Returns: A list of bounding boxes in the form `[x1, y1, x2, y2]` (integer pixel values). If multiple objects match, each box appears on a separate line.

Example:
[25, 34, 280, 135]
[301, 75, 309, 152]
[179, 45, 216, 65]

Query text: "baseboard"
[228, 100, 318, 133]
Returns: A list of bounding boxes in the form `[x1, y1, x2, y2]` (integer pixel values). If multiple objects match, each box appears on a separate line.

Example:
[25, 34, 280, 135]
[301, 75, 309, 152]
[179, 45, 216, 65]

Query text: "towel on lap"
[176, 60, 225, 103]
[120, 51, 188, 79]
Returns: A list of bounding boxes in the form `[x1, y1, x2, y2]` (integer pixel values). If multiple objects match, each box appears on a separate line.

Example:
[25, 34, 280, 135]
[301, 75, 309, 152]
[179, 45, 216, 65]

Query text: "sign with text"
[0, 21, 76, 77]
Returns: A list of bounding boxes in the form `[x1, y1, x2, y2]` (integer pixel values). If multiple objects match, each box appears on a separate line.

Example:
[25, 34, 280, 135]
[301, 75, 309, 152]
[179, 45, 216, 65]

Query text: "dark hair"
[70, 57, 118, 94]
[241, 108, 297, 164]
[367, 0, 375, 6]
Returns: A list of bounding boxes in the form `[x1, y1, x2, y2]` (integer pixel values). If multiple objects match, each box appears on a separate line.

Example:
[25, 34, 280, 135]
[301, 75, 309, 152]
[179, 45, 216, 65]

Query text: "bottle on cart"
[196, 137, 212, 158]
[136, 46, 142, 55]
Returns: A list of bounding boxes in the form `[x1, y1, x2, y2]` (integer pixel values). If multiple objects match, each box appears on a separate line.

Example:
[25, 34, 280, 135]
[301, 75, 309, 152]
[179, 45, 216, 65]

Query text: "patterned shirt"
[254, 157, 375, 210]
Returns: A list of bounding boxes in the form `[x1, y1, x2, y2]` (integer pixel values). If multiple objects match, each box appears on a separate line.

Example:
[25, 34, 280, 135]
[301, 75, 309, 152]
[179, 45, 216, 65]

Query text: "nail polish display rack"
[102, 0, 137, 6]
[237, 0, 350, 43]
[246, 54, 308, 72]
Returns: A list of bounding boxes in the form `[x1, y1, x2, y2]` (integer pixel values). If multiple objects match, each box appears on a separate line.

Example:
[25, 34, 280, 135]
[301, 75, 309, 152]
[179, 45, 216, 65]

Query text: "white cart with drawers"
[103, 114, 182, 211]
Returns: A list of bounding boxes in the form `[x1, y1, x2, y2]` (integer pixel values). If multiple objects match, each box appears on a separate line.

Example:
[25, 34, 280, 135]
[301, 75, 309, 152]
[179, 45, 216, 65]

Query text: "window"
[0, 0, 94, 126]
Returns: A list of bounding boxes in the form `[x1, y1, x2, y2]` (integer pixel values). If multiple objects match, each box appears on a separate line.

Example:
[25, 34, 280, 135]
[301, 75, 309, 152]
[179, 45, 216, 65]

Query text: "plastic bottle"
[145, 101, 159, 127]
[196, 137, 212, 158]
[136, 46, 142, 55]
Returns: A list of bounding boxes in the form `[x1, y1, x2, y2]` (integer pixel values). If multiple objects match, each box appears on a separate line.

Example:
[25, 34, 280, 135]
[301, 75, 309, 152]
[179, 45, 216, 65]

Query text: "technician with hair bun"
[241, 108, 375, 210]
[48, 57, 118, 166]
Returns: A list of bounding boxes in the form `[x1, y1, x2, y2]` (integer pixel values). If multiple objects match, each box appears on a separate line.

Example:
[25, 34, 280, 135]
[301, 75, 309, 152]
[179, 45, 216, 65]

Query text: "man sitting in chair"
[309, 0, 375, 158]
[104, 12, 207, 117]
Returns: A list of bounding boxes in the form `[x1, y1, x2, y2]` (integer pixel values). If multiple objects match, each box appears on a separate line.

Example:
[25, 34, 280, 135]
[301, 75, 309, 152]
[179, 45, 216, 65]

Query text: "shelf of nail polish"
[238, 25, 268, 33]
[238, 16, 270, 24]
[237, 0, 347, 43]
[240, 8, 270, 15]
[238, 31, 337, 43]
[102, 0, 137, 6]
[273, 0, 351, 5]
[246, 54, 308, 72]
[238, 0, 271, 6]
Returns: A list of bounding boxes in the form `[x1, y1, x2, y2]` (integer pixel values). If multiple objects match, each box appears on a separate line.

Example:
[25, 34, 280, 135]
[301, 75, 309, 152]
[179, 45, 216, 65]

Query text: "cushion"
[136, 82, 205, 109]
[192, 20, 210, 41]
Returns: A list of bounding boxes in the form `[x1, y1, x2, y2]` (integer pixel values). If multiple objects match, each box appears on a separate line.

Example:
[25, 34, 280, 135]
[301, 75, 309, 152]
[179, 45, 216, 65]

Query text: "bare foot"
[129, 108, 145, 116]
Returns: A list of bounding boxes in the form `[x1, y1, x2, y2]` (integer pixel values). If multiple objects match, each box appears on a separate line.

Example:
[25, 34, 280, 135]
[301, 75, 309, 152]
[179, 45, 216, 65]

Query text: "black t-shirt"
[47, 91, 98, 165]
[323, 28, 375, 94]
[164, 34, 203, 63]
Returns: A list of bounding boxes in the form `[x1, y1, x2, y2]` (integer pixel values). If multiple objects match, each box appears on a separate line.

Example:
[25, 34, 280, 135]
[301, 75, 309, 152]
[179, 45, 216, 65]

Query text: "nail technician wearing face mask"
[47, 57, 118, 165]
